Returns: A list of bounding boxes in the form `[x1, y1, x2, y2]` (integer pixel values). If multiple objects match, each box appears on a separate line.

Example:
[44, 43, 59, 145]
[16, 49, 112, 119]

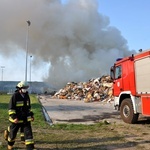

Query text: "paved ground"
[38, 95, 121, 125]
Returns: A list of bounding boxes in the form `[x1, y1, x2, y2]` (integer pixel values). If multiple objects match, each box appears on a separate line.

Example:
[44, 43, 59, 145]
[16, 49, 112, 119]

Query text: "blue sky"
[98, 0, 150, 51]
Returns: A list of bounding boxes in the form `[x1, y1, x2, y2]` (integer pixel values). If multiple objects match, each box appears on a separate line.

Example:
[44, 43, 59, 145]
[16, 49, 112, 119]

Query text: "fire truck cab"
[110, 50, 150, 124]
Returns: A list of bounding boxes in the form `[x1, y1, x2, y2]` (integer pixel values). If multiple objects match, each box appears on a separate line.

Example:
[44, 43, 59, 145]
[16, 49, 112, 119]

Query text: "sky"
[0, 0, 150, 88]
[98, 0, 150, 51]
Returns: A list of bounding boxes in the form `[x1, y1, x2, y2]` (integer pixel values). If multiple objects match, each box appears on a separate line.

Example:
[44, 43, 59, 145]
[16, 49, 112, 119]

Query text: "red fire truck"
[110, 50, 150, 124]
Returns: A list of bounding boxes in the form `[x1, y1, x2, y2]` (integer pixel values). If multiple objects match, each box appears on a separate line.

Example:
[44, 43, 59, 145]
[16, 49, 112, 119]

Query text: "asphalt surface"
[38, 95, 120, 125]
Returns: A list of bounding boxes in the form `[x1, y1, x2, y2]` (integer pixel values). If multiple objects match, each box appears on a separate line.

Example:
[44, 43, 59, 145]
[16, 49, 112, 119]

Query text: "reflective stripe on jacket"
[8, 90, 34, 123]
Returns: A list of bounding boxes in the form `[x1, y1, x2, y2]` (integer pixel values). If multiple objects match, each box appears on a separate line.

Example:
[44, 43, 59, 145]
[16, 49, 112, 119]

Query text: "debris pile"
[51, 75, 113, 102]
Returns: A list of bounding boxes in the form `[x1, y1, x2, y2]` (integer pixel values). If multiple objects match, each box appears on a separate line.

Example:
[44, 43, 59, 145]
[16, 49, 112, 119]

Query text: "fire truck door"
[113, 65, 123, 96]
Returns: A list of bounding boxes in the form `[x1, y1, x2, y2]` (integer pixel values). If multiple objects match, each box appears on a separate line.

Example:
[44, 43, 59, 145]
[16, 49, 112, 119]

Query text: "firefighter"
[4, 81, 35, 150]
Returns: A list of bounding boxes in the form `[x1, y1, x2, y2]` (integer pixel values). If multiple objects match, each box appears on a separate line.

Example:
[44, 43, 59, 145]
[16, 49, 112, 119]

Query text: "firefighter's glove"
[31, 117, 34, 121]
[14, 118, 19, 124]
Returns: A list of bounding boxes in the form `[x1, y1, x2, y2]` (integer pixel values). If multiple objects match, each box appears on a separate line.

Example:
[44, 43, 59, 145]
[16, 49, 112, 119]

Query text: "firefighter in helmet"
[4, 81, 35, 150]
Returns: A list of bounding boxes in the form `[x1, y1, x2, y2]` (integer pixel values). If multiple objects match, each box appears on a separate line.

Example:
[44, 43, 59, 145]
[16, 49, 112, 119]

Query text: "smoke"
[0, 0, 135, 88]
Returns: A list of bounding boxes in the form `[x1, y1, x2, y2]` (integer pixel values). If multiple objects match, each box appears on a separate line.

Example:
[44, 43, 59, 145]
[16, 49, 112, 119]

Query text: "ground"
[1, 96, 150, 150]
[37, 96, 150, 150]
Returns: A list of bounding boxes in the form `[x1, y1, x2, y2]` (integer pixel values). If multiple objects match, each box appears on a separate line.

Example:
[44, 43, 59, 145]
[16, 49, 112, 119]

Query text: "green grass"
[0, 94, 145, 150]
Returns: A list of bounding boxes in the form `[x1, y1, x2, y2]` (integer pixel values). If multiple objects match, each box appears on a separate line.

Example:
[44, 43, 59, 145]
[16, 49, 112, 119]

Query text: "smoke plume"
[0, 0, 135, 88]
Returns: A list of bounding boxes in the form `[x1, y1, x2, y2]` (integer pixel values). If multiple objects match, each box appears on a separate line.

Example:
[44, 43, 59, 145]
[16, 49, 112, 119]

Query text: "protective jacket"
[8, 90, 34, 123]
[6, 86, 35, 149]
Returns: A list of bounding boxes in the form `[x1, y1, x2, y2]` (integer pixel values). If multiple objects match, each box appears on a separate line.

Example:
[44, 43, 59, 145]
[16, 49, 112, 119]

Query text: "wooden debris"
[51, 75, 114, 102]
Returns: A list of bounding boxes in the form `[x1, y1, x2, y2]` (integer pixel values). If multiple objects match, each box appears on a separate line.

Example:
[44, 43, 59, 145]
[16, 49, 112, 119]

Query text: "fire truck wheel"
[120, 98, 139, 124]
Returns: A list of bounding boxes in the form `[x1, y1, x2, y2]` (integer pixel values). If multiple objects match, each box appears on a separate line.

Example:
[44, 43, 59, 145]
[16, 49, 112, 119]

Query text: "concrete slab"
[39, 95, 120, 125]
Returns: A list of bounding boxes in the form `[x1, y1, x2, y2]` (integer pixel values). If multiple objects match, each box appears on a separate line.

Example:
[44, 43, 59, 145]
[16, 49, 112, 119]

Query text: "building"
[0, 81, 56, 94]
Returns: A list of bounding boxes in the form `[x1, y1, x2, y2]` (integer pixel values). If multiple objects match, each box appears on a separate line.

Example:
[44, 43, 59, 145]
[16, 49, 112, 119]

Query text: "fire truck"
[110, 50, 150, 124]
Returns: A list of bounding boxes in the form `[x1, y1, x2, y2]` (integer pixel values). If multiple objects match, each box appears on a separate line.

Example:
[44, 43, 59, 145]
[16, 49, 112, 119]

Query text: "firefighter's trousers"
[7, 121, 34, 149]
[20, 126, 25, 141]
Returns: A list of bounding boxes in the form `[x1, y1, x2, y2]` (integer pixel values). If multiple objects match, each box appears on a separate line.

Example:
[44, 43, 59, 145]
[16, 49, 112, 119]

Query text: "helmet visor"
[22, 86, 29, 89]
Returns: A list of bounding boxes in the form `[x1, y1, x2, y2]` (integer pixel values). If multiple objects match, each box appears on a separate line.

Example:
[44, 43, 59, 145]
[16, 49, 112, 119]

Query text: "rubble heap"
[51, 75, 113, 102]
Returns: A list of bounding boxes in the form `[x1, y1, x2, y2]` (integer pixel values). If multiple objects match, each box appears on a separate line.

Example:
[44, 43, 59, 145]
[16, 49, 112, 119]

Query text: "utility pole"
[1, 66, 5, 81]
[25, 20, 31, 82]
[30, 55, 32, 83]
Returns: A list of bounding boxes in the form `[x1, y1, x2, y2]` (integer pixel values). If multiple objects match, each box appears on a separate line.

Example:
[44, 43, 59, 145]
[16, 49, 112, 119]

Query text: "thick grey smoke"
[0, 0, 135, 88]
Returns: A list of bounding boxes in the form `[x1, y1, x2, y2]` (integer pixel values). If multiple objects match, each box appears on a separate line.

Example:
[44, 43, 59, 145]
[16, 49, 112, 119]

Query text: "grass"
[0, 94, 149, 150]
